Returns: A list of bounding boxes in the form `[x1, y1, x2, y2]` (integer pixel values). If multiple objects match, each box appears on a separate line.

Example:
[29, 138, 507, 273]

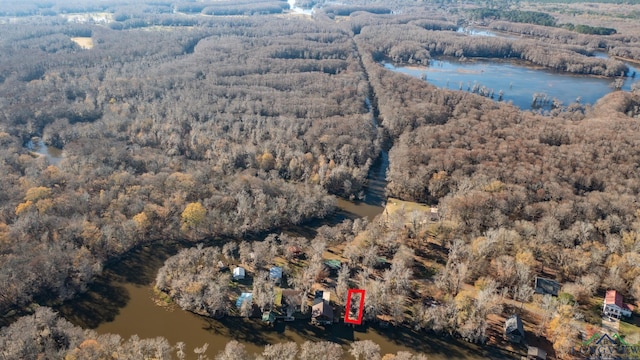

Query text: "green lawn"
[619, 318, 640, 345]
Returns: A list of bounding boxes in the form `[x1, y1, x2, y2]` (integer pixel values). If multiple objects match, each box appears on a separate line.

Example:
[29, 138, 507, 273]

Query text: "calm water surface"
[384, 59, 638, 110]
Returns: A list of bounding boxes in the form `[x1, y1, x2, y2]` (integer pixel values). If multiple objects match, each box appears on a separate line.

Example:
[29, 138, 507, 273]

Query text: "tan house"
[311, 301, 333, 325]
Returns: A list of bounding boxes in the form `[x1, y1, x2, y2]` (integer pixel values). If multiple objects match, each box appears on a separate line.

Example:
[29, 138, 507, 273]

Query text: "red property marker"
[344, 289, 366, 325]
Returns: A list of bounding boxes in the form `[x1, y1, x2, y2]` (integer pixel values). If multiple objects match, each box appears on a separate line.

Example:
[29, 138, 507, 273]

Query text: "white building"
[233, 266, 246, 281]
[603, 289, 633, 318]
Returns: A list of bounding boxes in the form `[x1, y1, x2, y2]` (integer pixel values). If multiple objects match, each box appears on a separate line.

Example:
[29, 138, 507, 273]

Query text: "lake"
[384, 58, 638, 110]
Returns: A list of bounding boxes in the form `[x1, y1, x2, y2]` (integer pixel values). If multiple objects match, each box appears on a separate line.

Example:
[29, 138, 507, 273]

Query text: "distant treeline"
[0, 0, 290, 17]
[359, 24, 628, 77]
[561, 23, 617, 35]
[468, 8, 557, 27]
[323, 5, 392, 17]
[176, 0, 289, 16]
[530, 0, 640, 4]
[468, 8, 619, 36]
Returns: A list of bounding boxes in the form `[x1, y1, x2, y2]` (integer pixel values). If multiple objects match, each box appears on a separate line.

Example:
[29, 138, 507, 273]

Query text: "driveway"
[601, 316, 620, 335]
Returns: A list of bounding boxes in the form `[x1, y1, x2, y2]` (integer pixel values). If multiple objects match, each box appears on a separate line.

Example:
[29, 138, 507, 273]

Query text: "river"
[58, 239, 508, 359]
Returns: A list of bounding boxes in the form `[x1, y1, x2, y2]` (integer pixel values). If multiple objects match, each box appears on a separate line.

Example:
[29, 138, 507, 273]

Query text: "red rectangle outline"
[344, 289, 366, 325]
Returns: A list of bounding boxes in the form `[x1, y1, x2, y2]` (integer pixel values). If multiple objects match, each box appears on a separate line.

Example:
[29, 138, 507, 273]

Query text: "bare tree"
[260, 342, 298, 360]
[335, 264, 350, 305]
[298, 341, 343, 360]
[215, 341, 250, 360]
[350, 340, 381, 360]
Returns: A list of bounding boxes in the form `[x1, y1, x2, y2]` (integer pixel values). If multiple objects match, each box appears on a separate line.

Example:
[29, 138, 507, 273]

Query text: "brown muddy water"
[56, 204, 515, 359]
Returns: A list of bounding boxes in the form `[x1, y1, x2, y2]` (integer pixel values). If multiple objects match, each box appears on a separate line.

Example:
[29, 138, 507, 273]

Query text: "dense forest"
[2, 0, 640, 359]
[0, 13, 381, 321]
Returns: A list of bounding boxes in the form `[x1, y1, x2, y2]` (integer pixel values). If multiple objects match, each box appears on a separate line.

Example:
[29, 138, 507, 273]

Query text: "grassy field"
[620, 317, 640, 345]
[70, 37, 94, 49]
[384, 197, 433, 216]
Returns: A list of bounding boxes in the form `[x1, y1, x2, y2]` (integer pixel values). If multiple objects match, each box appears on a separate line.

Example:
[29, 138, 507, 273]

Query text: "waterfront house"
[282, 289, 302, 319]
[236, 292, 252, 308]
[312, 300, 333, 325]
[527, 346, 547, 360]
[262, 310, 276, 325]
[504, 314, 525, 343]
[603, 289, 633, 318]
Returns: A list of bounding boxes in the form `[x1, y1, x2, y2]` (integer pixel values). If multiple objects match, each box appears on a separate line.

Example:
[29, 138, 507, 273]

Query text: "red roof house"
[603, 290, 633, 318]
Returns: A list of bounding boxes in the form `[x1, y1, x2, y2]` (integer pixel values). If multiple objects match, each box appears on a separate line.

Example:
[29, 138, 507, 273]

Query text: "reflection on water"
[385, 59, 638, 110]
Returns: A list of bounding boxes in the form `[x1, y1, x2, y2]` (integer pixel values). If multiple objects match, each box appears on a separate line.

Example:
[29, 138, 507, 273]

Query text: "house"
[429, 207, 439, 221]
[269, 266, 283, 283]
[527, 346, 547, 360]
[504, 314, 525, 343]
[312, 300, 334, 325]
[287, 245, 304, 259]
[534, 277, 561, 297]
[282, 289, 302, 320]
[603, 289, 633, 318]
[313, 289, 331, 303]
[232, 266, 246, 281]
[324, 259, 341, 276]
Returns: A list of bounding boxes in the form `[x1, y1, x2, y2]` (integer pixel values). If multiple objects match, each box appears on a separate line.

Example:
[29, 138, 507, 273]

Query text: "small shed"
[429, 207, 439, 221]
[534, 277, 561, 297]
[262, 311, 276, 324]
[504, 314, 524, 343]
[233, 266, 246, 281]
[236, 293, 253, 308]
[287, 245, 303, 258]
[217, 260, 228, 271]
[527, 346, 547, 360]
[269, 266, 283, 283]
[312, 301, 333, 325]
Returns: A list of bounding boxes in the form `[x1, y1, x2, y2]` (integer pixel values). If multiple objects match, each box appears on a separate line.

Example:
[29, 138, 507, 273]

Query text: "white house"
[233, 266, 246, 281]
[603, 289, 633, 318]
